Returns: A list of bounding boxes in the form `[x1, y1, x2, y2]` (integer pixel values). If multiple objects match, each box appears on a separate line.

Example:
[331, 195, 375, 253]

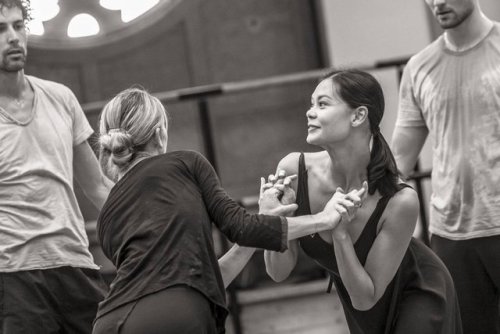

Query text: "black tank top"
[294, 153, 462, 334]
[296, 153, 403, 334]
[296, 153, 396, 273]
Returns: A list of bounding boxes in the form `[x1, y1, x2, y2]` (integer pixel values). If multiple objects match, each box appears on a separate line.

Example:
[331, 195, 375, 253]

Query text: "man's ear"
[351, 106, 368, 127]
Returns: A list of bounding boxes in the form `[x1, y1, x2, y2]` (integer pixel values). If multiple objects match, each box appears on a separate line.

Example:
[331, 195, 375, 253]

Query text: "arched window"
[27, 0, 177, 48]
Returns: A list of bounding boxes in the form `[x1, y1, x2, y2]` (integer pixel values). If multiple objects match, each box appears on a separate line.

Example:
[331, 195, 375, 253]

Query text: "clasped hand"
[331, 183, 368, 223]
[258, 170, 298, 216]
[258, 169, 368, 234]
[324, 182, 368, 238]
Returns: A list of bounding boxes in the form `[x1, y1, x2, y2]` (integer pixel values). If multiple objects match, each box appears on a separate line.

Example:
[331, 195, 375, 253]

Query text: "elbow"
[352, 299, 376, 311]
[263, 251, 294, 282]
[350, 292, 381, 311]
[264, 258, 292, 282]
[266, 268, 289, 283]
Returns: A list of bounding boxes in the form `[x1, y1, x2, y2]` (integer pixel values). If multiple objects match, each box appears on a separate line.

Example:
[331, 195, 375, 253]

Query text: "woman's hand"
[320, 181, 368, 230]
[259, 170, 298, 216]
[265, 170, 297, 205]
[332, 182, 368, 240]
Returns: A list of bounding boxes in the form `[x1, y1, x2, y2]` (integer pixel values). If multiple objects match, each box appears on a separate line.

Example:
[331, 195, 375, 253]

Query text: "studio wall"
[26, 0, 324, 219]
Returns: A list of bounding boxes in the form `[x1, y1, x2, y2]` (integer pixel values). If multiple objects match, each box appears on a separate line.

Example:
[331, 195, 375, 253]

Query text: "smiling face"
[425, 0, 475, 29]
[0, 6, 27, 72]
[306, 79, 353, 146]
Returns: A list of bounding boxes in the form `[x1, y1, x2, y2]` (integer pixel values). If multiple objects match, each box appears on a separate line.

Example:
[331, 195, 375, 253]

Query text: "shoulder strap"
[295, 153, 312, 216]
[298, 152, 306, 175]
[364, 183, 413, 236]
[327, 275, 334, 293]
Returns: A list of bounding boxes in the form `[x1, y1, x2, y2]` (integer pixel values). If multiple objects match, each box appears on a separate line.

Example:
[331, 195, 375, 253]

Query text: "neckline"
[298, 153, 387, 247]
[0, 76, 37, 126]
[442, 21, 495, 54]
[113, 154, 161, 189]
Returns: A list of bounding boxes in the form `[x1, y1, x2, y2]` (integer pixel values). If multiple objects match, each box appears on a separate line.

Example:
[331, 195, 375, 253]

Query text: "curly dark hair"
[0, 0, 31, 22]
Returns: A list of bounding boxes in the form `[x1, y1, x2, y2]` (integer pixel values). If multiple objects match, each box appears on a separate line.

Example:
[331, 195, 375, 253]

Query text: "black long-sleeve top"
[95, 150, 287, 332]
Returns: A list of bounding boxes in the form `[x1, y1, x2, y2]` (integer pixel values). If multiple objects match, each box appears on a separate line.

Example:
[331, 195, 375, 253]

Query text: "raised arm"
[192, 151, 290, 251]
[73, 140, 114, 210]
[192, 151, 346, 252]
[218, 153, 301, 287]
[332, 187, 419, 310]
[263, 153, 301, 282]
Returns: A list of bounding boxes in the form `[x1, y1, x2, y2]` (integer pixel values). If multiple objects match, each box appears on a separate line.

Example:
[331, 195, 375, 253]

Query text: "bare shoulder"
[279, 151, 329, 173]
[391, 186, 419, 209]
[381, 186, 419, 230]
[276, 152, 301, 175]
[303, 151, 329, 169]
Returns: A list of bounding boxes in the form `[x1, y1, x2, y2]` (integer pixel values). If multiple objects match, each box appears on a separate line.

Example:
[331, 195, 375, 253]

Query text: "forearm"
[333, 233, 376, 310]
[218, 244, 256, 288]
[391, 126, 428, 178]
[392, 151, 416, 179]
[264, 240, 298, 282]
[285, 211, 341, 240]
[84, 175, 114, 210]
[74, 141, 115, 211]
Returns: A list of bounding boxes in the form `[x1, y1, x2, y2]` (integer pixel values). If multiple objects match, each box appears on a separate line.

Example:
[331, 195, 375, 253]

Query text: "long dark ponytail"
[323, 69, 399, 197]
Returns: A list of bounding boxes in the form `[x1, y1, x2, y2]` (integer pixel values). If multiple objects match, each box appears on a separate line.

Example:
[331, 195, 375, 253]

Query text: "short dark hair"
[0, 0, 31, 22]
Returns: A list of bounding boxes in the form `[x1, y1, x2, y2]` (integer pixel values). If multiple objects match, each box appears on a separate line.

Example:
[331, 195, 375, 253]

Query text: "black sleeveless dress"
[296, 154, 462, 334]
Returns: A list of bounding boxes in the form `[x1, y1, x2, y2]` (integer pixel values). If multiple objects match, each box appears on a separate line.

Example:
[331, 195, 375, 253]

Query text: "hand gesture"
[263, 170, 297, 205]
[331, 182, 368, 240]
[259, 170, 298, 216]
[334, 182, 368, 223]
[321, 181, 368, 230]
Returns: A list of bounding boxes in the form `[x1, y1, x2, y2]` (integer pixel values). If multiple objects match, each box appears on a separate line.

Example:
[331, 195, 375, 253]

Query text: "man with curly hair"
[0, 1, 112, 332]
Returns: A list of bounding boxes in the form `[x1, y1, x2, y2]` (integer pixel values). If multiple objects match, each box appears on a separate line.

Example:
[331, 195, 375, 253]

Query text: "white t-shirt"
[396, 23, 500, 240]
[0, 75, 99, 271]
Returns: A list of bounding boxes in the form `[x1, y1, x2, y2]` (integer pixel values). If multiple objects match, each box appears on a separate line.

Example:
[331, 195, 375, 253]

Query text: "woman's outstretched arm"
[192, 151, 344, 251]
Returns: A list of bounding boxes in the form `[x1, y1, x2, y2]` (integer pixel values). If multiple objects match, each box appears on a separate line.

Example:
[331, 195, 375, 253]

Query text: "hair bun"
[101, 129, 135, 167]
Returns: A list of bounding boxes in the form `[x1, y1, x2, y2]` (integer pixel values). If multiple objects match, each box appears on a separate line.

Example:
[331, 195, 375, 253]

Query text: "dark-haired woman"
[264, 69, 462, 333]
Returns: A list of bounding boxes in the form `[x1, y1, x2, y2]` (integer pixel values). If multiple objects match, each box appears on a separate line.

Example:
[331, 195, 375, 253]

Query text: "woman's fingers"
[260, 177, 281, 197]
[273, 184, 285, 192]
[335, 204, 350, 221]
[345, 193, 362, 208]
[273, 169, 290, 185]
[277, 169, 286, 182]
[356, 181, 368, 198]
[340, 181, 368, 208]
[337, 198, 355, 209]
[283, 174, 297, 187]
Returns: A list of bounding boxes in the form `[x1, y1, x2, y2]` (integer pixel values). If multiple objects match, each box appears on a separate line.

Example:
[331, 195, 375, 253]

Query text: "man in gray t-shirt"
[0, 1, 112, 332]
[392, 0, 500, 333]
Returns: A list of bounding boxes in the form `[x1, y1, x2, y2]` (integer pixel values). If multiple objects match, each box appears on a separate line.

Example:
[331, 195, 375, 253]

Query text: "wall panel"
[96, 24, 192, 99]
[25, 0, 323, 214]
[25, 63, 84, 101]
